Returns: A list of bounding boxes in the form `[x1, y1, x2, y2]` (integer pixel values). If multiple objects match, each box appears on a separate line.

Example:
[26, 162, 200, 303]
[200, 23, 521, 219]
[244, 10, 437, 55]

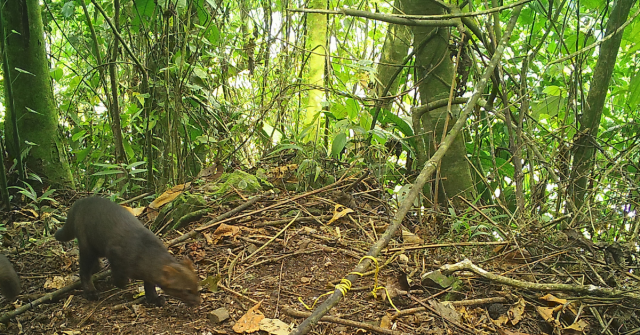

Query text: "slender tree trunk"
[1, 0, 74, 188]
[569, 0, 634, 210]
[108, 0, 126, 164]
[301, 0, 327, 143]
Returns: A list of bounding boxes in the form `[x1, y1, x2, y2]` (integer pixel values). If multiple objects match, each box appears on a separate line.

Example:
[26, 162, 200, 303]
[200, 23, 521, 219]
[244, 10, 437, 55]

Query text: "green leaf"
[75, 148, 91, 162]
[542, 85, 565, 97]
[531, 96, 565, 120]
[330, 133, 348, 157]
[628, 73, 640, 108]
[127, 161, 147, 170]
[122, 140, 135, 160]
[61, 1, 75, 18]
[345, 98, 359, 120]
[330, 101, 348, 119]
[206, 25, 220, 45]
[270, 144, 304, 155]
[50, 67, 63, 81]
[93, 163, 121, 169]
[92, 170, 123, 176]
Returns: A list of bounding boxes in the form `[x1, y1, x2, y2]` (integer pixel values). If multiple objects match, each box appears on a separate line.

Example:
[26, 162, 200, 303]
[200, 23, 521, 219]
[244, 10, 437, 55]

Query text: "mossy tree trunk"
[406, 0, 474, 207]
[1, 0, 74, 189]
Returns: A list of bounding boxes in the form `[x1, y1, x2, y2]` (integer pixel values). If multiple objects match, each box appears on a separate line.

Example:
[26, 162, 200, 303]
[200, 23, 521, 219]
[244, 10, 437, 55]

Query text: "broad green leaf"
[123, 141, 135, 160]
[628, 73, 640, 108]
[330, 101, 348, 119]
[345, 98, 359, 120]
[531, 96, 565, 120]
[75, 148, 91, 162]
[50, 67, 63, 81]
[71, 130, 86, 142]
[206, 25, 220, 45]
[93, 163, 121, 169]
[92, 170, 122, 176]
[330, 133, 348, 157]
[61, 1, 75, 18]
[542, 86, 565, 97]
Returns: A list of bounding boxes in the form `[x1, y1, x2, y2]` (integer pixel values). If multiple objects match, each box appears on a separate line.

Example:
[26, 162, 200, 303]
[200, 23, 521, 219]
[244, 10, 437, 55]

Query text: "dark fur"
[0, 255, 20, 301]
[55, 197, 200, 306]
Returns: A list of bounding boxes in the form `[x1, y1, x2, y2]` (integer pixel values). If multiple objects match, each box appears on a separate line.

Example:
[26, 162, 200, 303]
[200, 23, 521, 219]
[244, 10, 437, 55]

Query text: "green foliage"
[4, 0, 633, 243]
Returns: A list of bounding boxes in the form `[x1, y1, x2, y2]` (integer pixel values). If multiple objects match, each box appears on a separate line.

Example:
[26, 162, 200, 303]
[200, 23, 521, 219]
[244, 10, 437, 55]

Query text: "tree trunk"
[406, 0, 474, 206]
[374, 0, 412, 108]
[301, 0, 327, 143]
[569, 0, 634, 210]
[1, 0, 74, 189]
[108, 0, 126, 164]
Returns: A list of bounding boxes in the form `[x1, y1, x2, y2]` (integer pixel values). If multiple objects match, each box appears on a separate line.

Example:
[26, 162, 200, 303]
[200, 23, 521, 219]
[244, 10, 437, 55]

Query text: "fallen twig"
[441, 259, 640, 301]
[391, 296, 508, 320]
[283, 307, 407, 335]
[0, 271, 110, 324]
[385, 241, 508, 253]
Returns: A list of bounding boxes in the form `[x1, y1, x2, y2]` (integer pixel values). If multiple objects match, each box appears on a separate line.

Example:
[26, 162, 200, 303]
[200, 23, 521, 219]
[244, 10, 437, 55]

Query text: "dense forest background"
[3, 0, 635, 239]
[0, 0, 640, 333]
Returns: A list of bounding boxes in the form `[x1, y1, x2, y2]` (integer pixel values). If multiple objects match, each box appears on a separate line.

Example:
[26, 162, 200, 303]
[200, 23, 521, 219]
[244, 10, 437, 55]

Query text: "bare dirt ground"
[0, 183, 637, 334]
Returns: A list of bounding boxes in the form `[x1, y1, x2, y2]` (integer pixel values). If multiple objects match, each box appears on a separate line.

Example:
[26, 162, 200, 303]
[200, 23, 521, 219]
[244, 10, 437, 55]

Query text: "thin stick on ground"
[283, 307, 407, 335]
[241, 211, 300, 265]
[441, 259, 640, 300]
[288, 5, 524, 334]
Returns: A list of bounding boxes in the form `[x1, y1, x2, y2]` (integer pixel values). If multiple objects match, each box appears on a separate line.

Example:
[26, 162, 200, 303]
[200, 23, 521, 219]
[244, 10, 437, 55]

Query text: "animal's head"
[159, 259, 201, 306]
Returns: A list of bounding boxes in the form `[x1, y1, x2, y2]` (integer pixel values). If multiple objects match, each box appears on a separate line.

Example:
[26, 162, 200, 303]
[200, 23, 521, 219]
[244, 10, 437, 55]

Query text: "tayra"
[0, 254, 20, 301]
[55, 197, 201, 306]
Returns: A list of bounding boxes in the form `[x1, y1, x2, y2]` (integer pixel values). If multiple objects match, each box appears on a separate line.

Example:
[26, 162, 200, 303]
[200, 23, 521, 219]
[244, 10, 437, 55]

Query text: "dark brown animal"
[55, 197, 200, 306]
[0, 254, 20, 301]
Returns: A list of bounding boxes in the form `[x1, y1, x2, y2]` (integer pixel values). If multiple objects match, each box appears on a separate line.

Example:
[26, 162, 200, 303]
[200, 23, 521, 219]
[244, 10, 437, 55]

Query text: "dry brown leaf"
[535, 306, 555, 322]
[149, 183, 191, 209]
[146, 208, 159, 222]
[492, 315, 509, 326]
[122, 205, 145, 217]
[508, 297, 526, 325]
[402, 229, 424, 245]
[197, 163, 223, 180]
[259, 318, 290, 335]
[564, 319, 588, 332]
[536, 306, 562, 329]
[498, 329, 534, 335]
[44, 275, 76, 290]
[326, 204, 354, 225]
[233, 301, 265, 333]
[430, 301, 462, 323]
[211, 223, 241, 244]
[379, 314, 392, 329]
[24, 208, 39, 219]
[539, 293, 567, 306]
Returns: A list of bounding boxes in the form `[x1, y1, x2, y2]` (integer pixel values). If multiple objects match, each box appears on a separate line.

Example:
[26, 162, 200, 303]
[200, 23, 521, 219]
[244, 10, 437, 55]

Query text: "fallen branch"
[168, 193, 264, 245]
[391, 296, 508, 321]
[385, 241, 508, 253]
[283, 307, 408, 335]
[0, 271, 110, 324]
[441, 259, 640, 301]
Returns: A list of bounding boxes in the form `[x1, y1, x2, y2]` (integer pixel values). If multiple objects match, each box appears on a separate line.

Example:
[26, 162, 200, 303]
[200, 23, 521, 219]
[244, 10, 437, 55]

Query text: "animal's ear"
[182, 259, 196, 271]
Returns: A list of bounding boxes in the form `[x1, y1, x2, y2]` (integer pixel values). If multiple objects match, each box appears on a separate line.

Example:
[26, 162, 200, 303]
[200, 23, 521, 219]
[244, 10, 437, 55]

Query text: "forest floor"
[0, 175, 636, 334]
